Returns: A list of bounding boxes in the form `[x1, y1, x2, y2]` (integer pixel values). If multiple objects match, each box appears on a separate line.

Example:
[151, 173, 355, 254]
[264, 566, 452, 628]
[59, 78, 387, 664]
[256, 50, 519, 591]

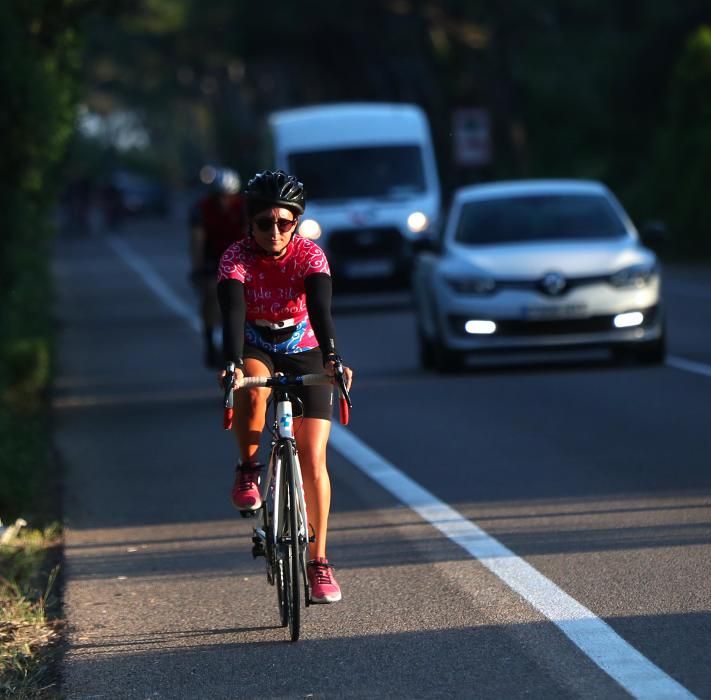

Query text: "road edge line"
[329, 424, 696, 700]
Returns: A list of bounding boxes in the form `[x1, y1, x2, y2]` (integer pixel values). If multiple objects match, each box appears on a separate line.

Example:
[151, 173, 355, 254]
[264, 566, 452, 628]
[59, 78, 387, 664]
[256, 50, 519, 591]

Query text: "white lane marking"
[329, 424, 695, 699]
[666, 355, 711, 379]
[106, 236, 200, 333]
[106, 236, 697, 699]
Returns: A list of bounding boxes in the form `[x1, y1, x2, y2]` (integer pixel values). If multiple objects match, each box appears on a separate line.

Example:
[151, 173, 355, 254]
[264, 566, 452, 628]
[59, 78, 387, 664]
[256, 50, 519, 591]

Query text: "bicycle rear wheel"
[280, 444, 301, 641]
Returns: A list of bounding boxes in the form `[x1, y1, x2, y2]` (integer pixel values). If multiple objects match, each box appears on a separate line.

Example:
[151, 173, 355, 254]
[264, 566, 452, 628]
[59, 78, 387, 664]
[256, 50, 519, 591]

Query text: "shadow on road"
[62, 612, 711, 700]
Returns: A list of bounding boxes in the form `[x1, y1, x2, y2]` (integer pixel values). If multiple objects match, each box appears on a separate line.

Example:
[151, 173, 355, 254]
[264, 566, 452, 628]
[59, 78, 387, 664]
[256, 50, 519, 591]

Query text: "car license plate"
[522, 304, 587, 320]
[344, 260, 394, 278]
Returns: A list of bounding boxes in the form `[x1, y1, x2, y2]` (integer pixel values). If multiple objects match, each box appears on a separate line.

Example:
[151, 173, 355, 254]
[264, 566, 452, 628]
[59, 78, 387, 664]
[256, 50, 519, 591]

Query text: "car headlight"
[445, 276, 496, 294]
[609, 263, 657, 288]
[407, 211, 429, 233]
[298, 218, 322, 239]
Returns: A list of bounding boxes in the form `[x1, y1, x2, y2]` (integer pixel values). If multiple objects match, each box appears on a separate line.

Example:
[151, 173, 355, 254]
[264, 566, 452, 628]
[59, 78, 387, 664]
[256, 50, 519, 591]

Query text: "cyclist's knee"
[239, 386, 269, 414]
[299, 449, 328, 480]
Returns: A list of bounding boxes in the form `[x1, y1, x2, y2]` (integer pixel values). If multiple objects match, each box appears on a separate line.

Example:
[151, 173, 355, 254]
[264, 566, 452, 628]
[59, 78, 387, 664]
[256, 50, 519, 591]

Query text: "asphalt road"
[54, 209, 711, 699]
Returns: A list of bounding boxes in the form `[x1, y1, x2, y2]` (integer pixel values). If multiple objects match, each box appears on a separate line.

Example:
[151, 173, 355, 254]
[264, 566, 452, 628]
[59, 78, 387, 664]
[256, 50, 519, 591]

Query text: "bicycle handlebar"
[234, 374, 334, 389]
[222, 370, 352, 428]
[331, 360, 352, 409]
[223, 361, 236, 430]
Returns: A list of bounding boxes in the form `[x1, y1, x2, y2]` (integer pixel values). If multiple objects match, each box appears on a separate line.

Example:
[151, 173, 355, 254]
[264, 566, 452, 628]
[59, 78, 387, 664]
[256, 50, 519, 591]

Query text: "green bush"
[0, 222, 54, 522]
[0, 2, 82, 523]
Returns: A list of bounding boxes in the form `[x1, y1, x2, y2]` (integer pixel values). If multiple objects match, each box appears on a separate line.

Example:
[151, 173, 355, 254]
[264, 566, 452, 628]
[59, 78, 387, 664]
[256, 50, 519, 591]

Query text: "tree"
[647, 25, 711, 255]
[0, 0, 86, 519]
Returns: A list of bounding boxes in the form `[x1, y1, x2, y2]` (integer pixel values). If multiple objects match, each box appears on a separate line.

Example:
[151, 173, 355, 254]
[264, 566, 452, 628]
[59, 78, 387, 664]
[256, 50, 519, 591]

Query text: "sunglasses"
[253, 216, 297, 233]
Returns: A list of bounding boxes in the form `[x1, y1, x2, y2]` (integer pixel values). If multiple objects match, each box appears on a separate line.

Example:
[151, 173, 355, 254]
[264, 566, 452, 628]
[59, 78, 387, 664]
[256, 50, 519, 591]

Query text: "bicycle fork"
[251, 450, 278, 561]
[290, 449, 315, 606]
[251, 443, 313, 571]
[250, 443, 311, 555]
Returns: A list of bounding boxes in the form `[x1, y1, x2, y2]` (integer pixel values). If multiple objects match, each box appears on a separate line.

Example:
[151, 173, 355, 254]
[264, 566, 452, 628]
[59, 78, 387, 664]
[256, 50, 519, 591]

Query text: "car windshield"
[454, 194, 629, 245]
[288, 145, 426, 201]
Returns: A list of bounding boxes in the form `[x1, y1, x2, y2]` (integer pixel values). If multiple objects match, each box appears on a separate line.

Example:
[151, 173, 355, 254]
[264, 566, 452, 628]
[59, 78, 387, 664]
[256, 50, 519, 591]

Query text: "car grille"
[495, 275, 611, 294]
[327, 227, 406, 259]
[449, 306, 660, 337]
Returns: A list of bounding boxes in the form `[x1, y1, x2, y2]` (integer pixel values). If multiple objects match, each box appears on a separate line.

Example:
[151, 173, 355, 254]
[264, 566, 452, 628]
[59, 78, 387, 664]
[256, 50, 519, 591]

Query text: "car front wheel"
[417, 327, 436, 369]
[433, 342, 465, 373]
[634, 332, 667, 365]
[612, 328, 667, 366]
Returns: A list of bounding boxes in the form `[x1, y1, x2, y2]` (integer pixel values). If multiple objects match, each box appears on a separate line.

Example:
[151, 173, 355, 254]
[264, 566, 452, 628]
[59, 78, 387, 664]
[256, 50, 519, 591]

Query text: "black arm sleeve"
[304, 273, 338, 364]
[217, 279, 246, 367]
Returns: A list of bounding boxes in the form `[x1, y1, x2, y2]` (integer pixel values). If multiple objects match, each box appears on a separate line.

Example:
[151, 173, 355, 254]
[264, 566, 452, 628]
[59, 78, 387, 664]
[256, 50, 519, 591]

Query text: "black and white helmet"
[244, 170, 305, 216]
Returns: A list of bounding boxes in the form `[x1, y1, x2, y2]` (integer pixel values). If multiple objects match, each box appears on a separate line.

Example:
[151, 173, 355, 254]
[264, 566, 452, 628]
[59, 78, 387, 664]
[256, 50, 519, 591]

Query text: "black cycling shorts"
[243, 346, 334, 421]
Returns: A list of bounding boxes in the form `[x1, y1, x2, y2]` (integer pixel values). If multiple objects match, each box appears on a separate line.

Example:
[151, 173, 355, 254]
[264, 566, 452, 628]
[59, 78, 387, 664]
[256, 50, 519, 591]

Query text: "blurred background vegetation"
[68, 0, 711, 252]
[1, 0, 710, 520]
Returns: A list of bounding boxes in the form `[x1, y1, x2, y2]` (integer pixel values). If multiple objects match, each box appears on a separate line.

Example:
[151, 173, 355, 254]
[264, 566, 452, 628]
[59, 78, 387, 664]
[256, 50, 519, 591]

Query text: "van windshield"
[288, 145, 426, 201]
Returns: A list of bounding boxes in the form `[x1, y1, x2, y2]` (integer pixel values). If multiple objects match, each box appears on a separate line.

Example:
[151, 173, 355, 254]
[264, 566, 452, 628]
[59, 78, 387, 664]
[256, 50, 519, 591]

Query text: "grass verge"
[1, 227, 63, 699]
[0, 527, 63, 699]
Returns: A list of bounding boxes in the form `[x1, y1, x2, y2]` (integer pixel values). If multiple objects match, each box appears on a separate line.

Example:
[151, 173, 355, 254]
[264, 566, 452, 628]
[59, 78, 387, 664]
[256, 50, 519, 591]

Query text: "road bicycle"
[222, 361, 351, 642]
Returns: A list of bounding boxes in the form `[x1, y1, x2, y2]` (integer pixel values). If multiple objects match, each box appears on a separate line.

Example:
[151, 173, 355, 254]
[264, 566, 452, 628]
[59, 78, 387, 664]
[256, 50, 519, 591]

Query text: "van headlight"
[407, 211, 429, 233]
[609, 263, 657, 288]
[298, 219, 322, 239]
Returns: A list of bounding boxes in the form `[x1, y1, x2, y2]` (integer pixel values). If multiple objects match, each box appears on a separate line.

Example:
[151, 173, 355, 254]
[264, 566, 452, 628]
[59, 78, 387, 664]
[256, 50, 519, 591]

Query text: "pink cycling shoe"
[231, 462, 262, 511]
[307, 557, 342, 604]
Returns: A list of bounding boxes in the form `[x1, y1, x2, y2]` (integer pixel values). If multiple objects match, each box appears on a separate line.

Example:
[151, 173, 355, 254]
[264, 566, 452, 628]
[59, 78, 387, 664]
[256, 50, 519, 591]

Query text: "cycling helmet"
[244, 170, 305, 216]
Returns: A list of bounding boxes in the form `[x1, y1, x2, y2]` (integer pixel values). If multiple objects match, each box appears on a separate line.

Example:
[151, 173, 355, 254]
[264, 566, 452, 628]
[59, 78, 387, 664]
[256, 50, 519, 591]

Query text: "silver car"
[412, 180, 666, 370]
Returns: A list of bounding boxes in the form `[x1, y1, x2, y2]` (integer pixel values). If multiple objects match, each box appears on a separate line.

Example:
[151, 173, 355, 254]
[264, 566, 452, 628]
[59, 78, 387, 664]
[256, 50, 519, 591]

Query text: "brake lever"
[333, 361, 352, 409]
[223, 361, 235, 430]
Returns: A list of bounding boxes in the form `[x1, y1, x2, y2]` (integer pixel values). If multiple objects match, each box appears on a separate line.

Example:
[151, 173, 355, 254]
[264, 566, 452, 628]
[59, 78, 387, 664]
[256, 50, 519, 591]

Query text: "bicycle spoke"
[284, 445, 301, 641]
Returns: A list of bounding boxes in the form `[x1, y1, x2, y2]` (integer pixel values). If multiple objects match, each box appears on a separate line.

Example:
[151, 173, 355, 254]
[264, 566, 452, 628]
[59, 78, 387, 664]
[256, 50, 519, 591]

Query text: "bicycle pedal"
[239, 509, 258, 519]
[251, 542, 266, 558]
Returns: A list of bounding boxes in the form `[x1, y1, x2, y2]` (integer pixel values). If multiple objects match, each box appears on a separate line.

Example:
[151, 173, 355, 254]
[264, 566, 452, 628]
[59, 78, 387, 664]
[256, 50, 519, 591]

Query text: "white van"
[264, 102, 441, 285]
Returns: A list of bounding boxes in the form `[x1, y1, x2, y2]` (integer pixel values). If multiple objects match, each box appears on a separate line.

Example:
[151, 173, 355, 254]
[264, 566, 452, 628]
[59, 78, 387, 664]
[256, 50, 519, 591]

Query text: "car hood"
[443, 238, 654, 278]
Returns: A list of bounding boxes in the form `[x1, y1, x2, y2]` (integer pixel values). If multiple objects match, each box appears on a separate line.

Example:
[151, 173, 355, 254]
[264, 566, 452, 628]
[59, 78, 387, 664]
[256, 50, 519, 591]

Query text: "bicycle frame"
[260, 385, 311, 599]
[222, 366, 352, 641]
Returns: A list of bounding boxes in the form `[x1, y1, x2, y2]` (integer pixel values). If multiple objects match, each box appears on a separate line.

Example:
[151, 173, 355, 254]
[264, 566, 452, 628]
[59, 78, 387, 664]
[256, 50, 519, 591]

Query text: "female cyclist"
[217, 169, 353, 604]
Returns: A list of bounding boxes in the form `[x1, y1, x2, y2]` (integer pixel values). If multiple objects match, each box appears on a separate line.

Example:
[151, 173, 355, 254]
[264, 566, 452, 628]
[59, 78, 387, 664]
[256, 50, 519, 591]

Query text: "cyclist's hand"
[218, 366, 244, 389]
[326, 357, 353, 392]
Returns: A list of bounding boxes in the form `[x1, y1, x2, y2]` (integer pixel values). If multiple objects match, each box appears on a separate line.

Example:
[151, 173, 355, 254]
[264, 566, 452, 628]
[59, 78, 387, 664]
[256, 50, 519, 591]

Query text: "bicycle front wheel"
[264, 492, 288, 628]
[280, 444, 301, 641]
[264, 448, 287, 627]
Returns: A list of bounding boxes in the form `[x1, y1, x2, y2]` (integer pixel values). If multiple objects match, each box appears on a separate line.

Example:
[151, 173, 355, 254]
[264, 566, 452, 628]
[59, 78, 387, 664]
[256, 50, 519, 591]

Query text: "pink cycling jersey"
[217, 235, 331, 353]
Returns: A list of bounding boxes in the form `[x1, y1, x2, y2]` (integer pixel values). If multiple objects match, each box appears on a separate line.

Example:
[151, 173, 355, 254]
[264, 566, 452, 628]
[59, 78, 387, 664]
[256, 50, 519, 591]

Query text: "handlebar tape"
[339, 397, 350, 425]
[223, 407, 234, 430]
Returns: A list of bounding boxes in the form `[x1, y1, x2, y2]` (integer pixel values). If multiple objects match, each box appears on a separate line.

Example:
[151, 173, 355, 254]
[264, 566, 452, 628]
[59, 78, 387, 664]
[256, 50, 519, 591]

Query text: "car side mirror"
[639, 219, 669, 245]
